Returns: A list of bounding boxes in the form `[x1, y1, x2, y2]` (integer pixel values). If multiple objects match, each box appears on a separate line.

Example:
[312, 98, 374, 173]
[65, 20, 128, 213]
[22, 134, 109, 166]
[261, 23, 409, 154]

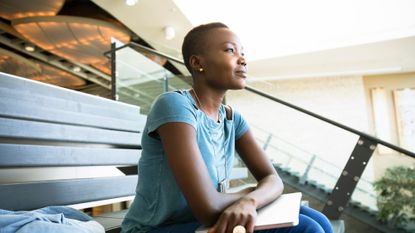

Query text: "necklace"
[191, 88, 220, 123]
[190, 88, 228, 192]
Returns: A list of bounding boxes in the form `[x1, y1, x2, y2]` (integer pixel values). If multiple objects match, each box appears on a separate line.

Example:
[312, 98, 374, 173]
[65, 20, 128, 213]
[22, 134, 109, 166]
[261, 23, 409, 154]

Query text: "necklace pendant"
[218, 179, 229, 193]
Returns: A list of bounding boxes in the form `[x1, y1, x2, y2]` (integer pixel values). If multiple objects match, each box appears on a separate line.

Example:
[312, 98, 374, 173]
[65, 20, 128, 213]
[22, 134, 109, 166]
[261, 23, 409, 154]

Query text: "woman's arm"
[236, 128, 284, 208]
[157, 122, 250, 225]
[210, 129, 284, 233]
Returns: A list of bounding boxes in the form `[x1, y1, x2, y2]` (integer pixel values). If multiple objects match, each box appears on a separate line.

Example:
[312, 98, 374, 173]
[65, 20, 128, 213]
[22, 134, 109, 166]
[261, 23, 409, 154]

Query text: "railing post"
[110, 42, 117, 101]
[163, 72, 169, 92]
[299, 154, 316, 184]
[322, 136, 377, 219]
[263, 133, 273, 151]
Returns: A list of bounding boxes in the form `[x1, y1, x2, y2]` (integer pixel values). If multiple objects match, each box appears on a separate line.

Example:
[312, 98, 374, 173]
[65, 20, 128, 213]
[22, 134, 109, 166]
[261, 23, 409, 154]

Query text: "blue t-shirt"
[121, 90, 249, 233]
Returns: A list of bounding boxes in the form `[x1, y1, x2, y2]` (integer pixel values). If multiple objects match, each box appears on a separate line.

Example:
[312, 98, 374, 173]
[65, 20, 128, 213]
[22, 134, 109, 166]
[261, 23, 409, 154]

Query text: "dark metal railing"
[245, 86, 415, 158]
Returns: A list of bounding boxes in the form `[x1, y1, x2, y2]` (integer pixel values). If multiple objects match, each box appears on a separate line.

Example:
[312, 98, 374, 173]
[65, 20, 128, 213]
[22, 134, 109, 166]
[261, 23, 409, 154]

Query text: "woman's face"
[197, 28, 247, 90]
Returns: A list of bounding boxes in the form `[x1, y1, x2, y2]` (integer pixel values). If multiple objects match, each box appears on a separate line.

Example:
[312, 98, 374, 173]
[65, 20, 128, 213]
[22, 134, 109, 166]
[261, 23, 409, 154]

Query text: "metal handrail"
[105, 43, 415, 159]
[245, 86, 415, 158]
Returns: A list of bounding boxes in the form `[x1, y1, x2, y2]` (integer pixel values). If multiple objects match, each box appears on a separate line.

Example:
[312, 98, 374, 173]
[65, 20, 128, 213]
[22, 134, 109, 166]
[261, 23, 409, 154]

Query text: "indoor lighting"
[164, 26, 175, 40]
[72, 66, 81, 72]
[0, 0, 64, 20]
[125, 0, 138, 6]
[24, 43, 35, 52]
[12, 16, 130, 74]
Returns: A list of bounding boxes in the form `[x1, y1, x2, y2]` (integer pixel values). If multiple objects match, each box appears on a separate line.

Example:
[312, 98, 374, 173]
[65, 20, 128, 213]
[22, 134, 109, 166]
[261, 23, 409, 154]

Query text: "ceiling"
[174, 0, 415, 61]
[92, 0, 190, 59]
[0, 0, 132, 93]
[1, 0, 414, 93]
[92, 0, 415, 81]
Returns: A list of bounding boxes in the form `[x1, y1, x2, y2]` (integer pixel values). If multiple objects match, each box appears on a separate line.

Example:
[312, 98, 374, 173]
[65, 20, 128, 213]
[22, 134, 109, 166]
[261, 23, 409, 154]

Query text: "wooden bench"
[0, 72, 248, 232]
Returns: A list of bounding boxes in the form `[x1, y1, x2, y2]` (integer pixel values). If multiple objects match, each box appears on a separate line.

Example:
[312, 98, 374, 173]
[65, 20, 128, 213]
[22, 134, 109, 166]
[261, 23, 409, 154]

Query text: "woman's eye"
[225, 48, 235, 53]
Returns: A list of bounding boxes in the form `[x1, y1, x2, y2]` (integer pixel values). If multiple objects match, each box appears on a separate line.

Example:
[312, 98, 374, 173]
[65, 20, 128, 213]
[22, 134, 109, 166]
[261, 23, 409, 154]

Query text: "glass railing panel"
[166, 59, 192, 92]
[228, 86, 415, 226]
[115, 46, 191, 114]
[226, 88, 378, 207]
[115, 45, 166, 113]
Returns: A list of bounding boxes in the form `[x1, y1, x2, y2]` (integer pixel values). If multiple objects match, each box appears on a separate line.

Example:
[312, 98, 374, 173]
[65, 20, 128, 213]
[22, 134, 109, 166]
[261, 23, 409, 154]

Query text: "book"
[195, 192, 302, 233]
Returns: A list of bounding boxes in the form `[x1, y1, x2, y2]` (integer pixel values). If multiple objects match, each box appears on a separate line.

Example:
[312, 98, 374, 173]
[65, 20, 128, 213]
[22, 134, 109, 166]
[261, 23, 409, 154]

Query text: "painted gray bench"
[0, 72, 145, 232]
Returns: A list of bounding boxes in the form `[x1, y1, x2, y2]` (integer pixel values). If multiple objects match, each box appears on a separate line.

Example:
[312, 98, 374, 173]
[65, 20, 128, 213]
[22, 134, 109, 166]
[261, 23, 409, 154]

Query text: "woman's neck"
[190, 86, 225, 121]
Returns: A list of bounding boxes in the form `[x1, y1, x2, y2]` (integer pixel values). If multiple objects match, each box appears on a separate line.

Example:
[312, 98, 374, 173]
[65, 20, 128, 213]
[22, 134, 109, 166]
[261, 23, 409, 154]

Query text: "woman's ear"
[189, 55, 203, 73]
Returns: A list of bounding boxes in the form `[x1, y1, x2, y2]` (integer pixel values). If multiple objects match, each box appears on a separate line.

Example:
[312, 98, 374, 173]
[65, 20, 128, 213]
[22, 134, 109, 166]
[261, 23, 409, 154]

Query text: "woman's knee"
[299, 206, 332, 233]
[295, 215, 325, 233]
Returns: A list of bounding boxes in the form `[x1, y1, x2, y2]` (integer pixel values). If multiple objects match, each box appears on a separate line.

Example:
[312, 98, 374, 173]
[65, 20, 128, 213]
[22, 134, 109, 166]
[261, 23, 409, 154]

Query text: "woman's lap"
[257, 206, 332, 233]
[149, 206, 332, 233]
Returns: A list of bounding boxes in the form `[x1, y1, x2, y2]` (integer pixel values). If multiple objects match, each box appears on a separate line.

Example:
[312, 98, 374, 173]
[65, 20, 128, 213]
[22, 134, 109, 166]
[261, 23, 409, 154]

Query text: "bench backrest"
[0, 72, 146, 211]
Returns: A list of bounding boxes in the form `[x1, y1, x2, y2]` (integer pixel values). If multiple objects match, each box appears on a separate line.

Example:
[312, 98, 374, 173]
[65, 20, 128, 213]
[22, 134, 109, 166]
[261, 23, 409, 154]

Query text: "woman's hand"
[207, 197, 257, 233]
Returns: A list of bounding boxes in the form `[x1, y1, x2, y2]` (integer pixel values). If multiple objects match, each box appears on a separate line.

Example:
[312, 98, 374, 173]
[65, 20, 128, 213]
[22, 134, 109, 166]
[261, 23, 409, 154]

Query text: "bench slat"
[94, 216, 124, 233]
[0, 97, 145, 132]
[0, 144, 141, 167]
[0, 175, 138, 211]
[0, 117, 142, 146]
[0, 86, 143, 122]
[94, 210, 128, 233]
[0, 73, 139, 115]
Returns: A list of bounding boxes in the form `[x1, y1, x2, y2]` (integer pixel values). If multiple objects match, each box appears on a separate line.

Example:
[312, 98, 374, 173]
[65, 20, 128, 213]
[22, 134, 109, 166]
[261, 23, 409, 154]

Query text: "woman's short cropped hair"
[182, 22, 228, 74]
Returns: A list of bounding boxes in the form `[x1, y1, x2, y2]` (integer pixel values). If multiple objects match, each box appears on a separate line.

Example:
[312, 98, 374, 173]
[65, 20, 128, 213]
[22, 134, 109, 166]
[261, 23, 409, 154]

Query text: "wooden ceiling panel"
[12, 16, 130, 74]
[0, 0, 64, 20]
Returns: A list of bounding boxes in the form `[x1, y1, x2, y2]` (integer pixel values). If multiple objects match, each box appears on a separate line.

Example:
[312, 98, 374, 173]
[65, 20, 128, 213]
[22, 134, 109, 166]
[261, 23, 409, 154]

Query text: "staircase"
[274, 165, 411, 233]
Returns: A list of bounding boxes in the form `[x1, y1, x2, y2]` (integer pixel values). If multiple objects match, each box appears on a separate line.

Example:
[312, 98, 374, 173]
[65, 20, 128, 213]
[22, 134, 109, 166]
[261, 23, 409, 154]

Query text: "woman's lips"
[235, 70, 247, 78]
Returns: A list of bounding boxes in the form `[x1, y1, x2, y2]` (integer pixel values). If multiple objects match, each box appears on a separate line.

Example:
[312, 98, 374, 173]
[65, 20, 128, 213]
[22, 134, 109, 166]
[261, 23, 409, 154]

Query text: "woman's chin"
[238, 79, 247, 89]
[230, 82, 246, 90]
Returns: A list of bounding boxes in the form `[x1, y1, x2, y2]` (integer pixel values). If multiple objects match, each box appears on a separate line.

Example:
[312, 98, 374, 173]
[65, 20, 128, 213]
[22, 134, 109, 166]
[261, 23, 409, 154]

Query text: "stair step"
[331, 220, 345, 233]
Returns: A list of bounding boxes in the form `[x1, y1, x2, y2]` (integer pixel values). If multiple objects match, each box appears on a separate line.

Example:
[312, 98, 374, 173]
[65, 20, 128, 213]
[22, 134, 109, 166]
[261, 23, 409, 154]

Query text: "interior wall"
[363, 72, 415, 178]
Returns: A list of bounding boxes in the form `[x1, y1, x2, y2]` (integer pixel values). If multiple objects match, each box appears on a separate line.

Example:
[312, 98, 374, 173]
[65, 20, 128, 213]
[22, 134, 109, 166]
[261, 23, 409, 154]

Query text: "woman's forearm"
[203, 174, 283, 226]
[212, 174, 283, 215]
[240, 174, 283, 209]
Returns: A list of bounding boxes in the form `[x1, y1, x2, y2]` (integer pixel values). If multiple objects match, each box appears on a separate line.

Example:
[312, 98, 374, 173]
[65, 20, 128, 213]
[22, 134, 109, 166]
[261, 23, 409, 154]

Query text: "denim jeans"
[149, 205, 333, 233]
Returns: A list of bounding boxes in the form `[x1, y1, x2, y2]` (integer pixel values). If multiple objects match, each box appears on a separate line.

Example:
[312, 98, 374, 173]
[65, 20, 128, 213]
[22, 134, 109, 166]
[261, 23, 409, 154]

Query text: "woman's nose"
[239, 57, 247, 66]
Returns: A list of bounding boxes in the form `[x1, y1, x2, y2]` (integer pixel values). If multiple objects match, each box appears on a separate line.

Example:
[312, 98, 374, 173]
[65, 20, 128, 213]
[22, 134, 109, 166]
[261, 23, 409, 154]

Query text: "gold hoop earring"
[199, 68, 204, 72]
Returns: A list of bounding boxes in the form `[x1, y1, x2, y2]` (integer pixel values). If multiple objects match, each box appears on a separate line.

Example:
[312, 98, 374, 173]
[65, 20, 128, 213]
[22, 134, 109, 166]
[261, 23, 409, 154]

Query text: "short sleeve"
[146, 92, 197, 136]
[233, 109, 249, 140]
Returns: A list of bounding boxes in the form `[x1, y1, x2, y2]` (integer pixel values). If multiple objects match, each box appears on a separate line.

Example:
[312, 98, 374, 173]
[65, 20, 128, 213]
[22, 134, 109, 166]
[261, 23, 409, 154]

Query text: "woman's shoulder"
[149, 90, 196, 116]
[146, 90, 198, 130]
[157, 90, 186, 99]
[154, 90, 190, 105]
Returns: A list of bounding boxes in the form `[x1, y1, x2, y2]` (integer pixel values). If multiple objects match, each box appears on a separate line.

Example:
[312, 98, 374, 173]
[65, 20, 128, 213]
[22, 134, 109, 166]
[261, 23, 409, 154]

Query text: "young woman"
[121, 22, 333, 233]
